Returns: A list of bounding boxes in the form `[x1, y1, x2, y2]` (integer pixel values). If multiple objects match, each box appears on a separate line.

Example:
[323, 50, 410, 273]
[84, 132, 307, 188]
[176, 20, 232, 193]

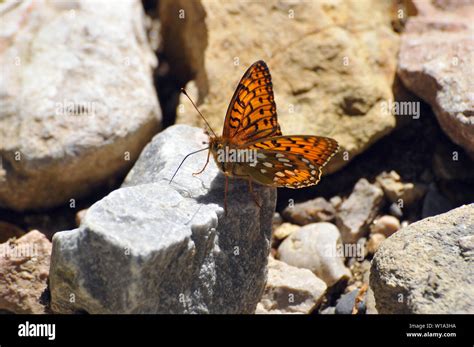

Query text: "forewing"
[223, 60, 281, 143]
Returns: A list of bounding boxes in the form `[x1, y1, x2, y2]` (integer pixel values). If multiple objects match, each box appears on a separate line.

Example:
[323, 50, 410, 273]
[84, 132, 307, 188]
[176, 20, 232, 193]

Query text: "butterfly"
[175, 60, 339, 212]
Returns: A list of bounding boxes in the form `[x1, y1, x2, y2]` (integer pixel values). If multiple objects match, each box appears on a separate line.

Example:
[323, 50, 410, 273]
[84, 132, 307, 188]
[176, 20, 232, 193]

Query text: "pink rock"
[0, 230, 52, 313]
[398, 0, 474, 157]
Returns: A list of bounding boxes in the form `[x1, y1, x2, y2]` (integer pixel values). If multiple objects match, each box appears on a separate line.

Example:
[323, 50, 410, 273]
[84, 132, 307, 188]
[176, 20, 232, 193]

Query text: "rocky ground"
[0, 0, 472, 314]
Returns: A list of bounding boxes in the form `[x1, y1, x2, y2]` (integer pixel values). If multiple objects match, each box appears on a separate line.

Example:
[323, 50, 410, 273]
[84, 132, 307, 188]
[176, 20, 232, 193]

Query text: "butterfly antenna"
[180, 88, 217, 138]
[169, 147, 209, 184]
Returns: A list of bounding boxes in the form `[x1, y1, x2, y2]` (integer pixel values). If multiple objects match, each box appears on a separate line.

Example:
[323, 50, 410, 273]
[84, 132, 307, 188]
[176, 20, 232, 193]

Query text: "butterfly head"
[208, 136, 224, 154]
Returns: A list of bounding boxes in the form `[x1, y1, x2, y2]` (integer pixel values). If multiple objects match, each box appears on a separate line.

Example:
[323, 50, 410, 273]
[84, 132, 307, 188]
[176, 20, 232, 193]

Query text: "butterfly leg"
[247, 178, 261, 209]
[224, 175, 229, 215]
[193, 148, 211, 176]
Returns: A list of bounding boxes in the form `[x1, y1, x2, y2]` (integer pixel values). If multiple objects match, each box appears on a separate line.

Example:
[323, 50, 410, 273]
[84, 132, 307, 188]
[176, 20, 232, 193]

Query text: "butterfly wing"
[243, 135, 339, 188]
[223, 60, 282, 143]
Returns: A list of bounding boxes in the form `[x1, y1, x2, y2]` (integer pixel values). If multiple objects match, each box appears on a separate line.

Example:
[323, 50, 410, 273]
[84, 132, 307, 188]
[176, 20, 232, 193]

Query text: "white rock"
[256, 257, 327, 314]
[277, 223, 351, 287]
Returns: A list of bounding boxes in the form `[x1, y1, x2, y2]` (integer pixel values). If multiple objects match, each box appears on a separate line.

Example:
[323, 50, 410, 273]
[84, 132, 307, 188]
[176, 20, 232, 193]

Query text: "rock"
[335, 179, 384, 244]
[370, 204, 474, 313]
[0, 230, 51, 313]
[320, 306, 336, 315]
[282, 197, 336, 225]
[422, 183, 455, 218]
[49, 125, 276, 313]
[388, 202, 403, 218]
[365, 286, 378, 314]
[348, 259, 371, 286]
[273, 223, 300, 241]
[272, 212, 283, 230]
[335, 289, 366, 315]
[367, 233, 386, 255]
[397, 0, 474, 157]
[370, 215, 400, 237]
[277, 223, 351, 287]
[255, 257, 327, 314]
[329, 196, 343, 209]
[75, 209, 88, 227]
[458, 235, 474, 262]
[162, 0, 400, 173]
[376, 171, 427, 206]
[0, 0, 161, 211]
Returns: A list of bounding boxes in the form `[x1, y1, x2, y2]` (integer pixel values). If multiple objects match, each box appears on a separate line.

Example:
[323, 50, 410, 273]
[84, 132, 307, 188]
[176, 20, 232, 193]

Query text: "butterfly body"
[208, 136, 274, 186]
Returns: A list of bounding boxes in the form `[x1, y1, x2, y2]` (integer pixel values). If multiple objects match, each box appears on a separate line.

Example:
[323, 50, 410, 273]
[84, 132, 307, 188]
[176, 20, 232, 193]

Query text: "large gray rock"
[370, 204, 474, 314]
[49, 125, 276, 313]
[0, 0, 161, 210]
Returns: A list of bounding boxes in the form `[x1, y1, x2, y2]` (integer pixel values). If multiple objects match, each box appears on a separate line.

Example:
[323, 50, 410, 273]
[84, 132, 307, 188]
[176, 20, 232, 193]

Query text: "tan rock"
[273, 222, 300, 241]
[75, 209, 88, 227]
[161, 0, 399, 173]
[0, 230, 52, 313]
[376, 171, 427, 206]
[0, 0, 161, 211]
[367, 233, 386, 255]
[256, 257, 327, 314]
[282, 197, 336, 225]
[371, 215, 400, 238]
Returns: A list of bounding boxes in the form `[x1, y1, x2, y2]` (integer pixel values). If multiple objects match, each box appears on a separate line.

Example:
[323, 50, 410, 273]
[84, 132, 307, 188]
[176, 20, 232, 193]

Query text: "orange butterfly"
[175, 60, 339, 212]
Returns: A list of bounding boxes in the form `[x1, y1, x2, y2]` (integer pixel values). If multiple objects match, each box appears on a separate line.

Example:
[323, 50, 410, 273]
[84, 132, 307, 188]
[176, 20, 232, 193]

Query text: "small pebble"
[320, 306, 336, 315]
[273, 222, 300, 240]
[330, 196, 342, 209]
[371, 215, 400, 237]
[75, 209, 88, 227]
[335, 289, 366, 314]
[367, 233, 386, 254]
[389, 202, 403, 218]
[272, 212, 283, 230]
